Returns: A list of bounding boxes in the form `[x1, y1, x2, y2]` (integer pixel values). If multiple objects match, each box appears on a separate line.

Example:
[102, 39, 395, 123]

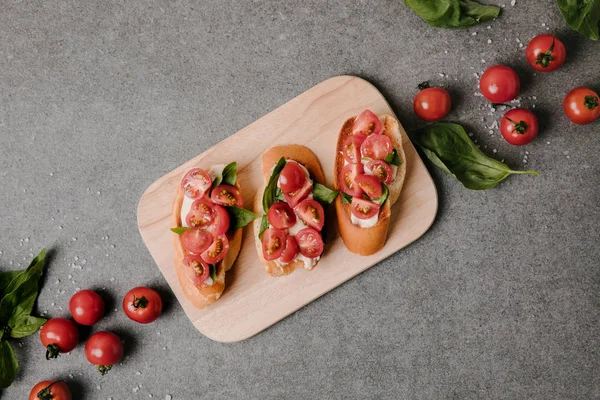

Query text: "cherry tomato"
[339, 163, 364, 197]
[280, 236, 299, 263]
[295, 228, 324, 258]
[563, 87, 600, 125]
[360, 134, 393, 160]
[181, 168, 212, 199]
[282, 179, 313, 208]
[69, 290, 105, 326]
[366, 160, 393, 184]
[210, 184, 243, 207]
[354, 174, 383, 199]
[278, 162, 307, 193]
[185, 199, 215, 229]
[123, 287, 163, 324]
[353, 110, 382, 136]
[200, 234, 229, 264]
[342, 134, 367, 164]
[29, 380, 72, 400]
[85, 331, 124, 376]
[261, 228, 287, 261]
[180, 229, 213, 255]
[526, 34, 566, 72]
[351, 197, 380, 220]
[500, 108, 539, 146]
[204, 204, 230, 235]
[39, 318, 79, 360]
[183, 255, 210, 285]
[413, 87, 451, 122]
[294, 199, 325, 231]
[267, 202, 296, 229]
[480, 65, 520, 103]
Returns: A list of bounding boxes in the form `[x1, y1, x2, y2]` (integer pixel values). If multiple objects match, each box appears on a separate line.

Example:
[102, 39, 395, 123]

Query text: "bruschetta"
[333, 110, 407, 256]
[253, 145, 337, 277]
[171, 162, 256, 309]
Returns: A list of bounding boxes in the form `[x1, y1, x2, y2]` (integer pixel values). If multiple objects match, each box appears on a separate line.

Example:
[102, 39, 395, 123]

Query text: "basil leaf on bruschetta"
[211, 161, 237, 188]
[373, 184, 389, 206]
[384, 149, 402, 166]
[341, 192, 352, 204]
[225, 206, 258, 230]
[258, 215, 269, 240]
[170, 227, 192, 235]
[209, 264, 217, 280]
[312, 183, 338, 205]
[262, 157, 287, 212]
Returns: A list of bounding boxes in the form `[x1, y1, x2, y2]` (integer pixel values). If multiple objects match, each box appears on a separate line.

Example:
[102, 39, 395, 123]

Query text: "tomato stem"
[97, 364, 112, 376]
[507, 117, 528, 134]
[132, 294, 148, 309]
[535, 39, 555, 68]
[417, 81, 430, 90]
[46, 343, 60, 360]
[584, 95, 599, 110]
[37, 380, 63, 399]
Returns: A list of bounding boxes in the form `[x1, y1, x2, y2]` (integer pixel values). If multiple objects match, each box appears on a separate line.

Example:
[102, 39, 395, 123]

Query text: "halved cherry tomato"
[563, 87, 600, 125]
[366, 160, 393, 184]
[350, 197, 380, 220]
[262, 228, 287, 261]
[122, 287, 163, 324]
[280, 236, 299, 263]
[278, 162, 307, 193]
[267, 202, 296, 229]
[500, 108, 539, 146]
[295, 228, 324, 258]
[353, 110, 382, 136]
[183, 255, 210, 284]
[526, 34, 566, 72]
[354, 174, 383, 199]
[294, 199, 325, 231]
[180, 229, 213, 255]
[342, 134, 367, 164]
[186, 199, 215, 229]
[201, 234, 229, 264]
[360, 134, 393, 160]
[339, 163, 364, 197]
[39, 318, 79, 360]
[283, 179, 313, 208]
[181, 168, 212, 199]
[85, 331, 124, 376]
[210, 184, 243, 207]
[479, 65, 520, 103]
[69, 290, 104, 326]
[29, 380, 72, 400]
[205, 204, 230, 235]
[413, 87, 451, 122]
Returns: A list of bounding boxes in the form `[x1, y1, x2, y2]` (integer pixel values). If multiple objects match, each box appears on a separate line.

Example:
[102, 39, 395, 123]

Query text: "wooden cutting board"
[137, 76, 438, 342]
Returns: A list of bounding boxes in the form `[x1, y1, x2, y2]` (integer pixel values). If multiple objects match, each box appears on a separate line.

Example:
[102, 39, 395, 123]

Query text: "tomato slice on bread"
[339, 163, 364, 197]
[211, 184, 243, 207]
[342, 134, 367, 164]
[183, 255, 210, 285]
[295, 228, 324, 258]
[262, 228, 287, 261]
[278, 162, 307, 193]
[366, 159, 393, 184]
[204, 204, 230, 235]
[180, 229, 214, 255]
[353, 110, 382, 136]
[200, 234, 229, 264]
[350, 197, 380, 220]
[181, 168, 212, 199]
[360, 134, 393, 160]
[267, 202, 297, 229]
[294, 199, 325, 231]
[354, 174, 383, 199]
[283, 179, 313, 208]
[186, 199, 215, 229]
[280, 236, 299, 263]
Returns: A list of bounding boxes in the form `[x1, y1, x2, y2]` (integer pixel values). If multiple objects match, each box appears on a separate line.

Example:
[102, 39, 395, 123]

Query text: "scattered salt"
[487, 39, 492, 44]
[511, 0, 516, 5]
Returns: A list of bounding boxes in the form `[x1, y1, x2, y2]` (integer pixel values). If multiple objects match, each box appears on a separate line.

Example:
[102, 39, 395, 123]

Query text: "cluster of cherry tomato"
[29, 287, 163, 399]
[413, 34, 600, 146]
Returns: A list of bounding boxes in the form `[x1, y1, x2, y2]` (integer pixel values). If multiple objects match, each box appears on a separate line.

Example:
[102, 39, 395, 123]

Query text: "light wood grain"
[137, 76, 438, 342]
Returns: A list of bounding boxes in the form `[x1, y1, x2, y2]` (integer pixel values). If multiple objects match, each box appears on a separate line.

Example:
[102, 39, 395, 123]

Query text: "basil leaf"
[341, 193, 352, 204]
[0, 340, 18, 389]
[412, 123, 539, 190]
[209, 264, 217, 281]
[373, 184, 390, 206]
[225, 206, 258, 230]
[262, 157, 287, 212]
[258, 215, 269, 240]
[384, 149, 402, 166]
[557, 0, 600, 40]
[170, 227, 191, 235]
[9, 315, 46, 339]
[221, 162, 238, 186]
[0, 271, 20, 298]
[405, 0, 500, 28]
[312, 183, 338, 205]
[274, 187, 286, 203]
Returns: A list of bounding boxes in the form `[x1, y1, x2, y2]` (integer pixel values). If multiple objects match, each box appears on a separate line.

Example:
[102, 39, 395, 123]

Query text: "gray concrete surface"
[1, 0, 599, 399]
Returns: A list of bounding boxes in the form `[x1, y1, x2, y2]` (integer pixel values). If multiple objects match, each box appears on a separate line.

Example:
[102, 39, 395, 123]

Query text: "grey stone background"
[1, 0, 599, 399]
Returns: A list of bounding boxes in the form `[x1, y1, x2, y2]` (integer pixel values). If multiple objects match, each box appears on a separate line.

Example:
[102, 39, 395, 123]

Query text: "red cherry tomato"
[29, 380, 72, 400]
[204, 204, 230, 235]
[413, 87, 451, 122]
[278, 162, 307, 193]
[500, 108, 539, 146]
[350, 197, 380, 220]
[366, 160, 393, 184]
[353, 110, 382, 136]
[123, 287, 163, 324]
[342, 134, 367, 164]
[295, 228, 324, 258]
[200, 234, 229, 264]
[85, 331, 124, 375]
[526, 34, 566, 72]
[282, 179, 313, 208]
[480, 65, 520, 103]
[181, 168, 212, 199]
[210, 184, 243, 207]
[339, 163, 364, 197]
[180, 229, 213, 255]
[294, 199, 325, 231]
[360, 134, 393, 160]
[69, 290, 105, 326]
[267, 202, 296, 229]
[183, 255, 210, 285]
[354, 174, 383, 199]
[280, 236, 299, 263]
[39, 318, 79, 360]
[563, 87, 600, 125]
[261, 228, 287, 261]
[185, 199, 215, 229]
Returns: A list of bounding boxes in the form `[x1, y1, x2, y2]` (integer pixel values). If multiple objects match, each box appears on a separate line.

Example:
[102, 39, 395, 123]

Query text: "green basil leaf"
[274, 187, 285, 203]
[0, 340, 18, 389]
[341, 193, 352, 204]
[262, 157, 287, 212]
[405, 0, 500, 28]
[170, 227, 191, 235]
[412, 123, 539, 190]
[9, 315, 46, 339]
[209, 264, 217, 281]
[226, 206, 258, 230]
[373, 184, 390, 206]
[384, 149, 402, 166]
[0, 271, 21, 298]
[312, 183, 338, 205]
[221, 162, 238, 186]
[258, 215, 269, 240]
[557, 0, 600, 40]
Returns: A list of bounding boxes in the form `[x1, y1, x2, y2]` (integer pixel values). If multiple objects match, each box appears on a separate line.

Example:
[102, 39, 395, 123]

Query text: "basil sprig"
[312, 183, 338, 205]
[170, 227, 191, 235]
[0, 249, 48, 389]
[225, 206, 258, 230]
[209, 264, 217, 280]
[341, 192, 352, 205]
[405, 0, 500, 29]
[211, 161, 237, 189]
[262, 157, 287, 212]
[557, 0, 600, 41]
[258, 215, 269, 240]
[384, 149, 402, 166]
